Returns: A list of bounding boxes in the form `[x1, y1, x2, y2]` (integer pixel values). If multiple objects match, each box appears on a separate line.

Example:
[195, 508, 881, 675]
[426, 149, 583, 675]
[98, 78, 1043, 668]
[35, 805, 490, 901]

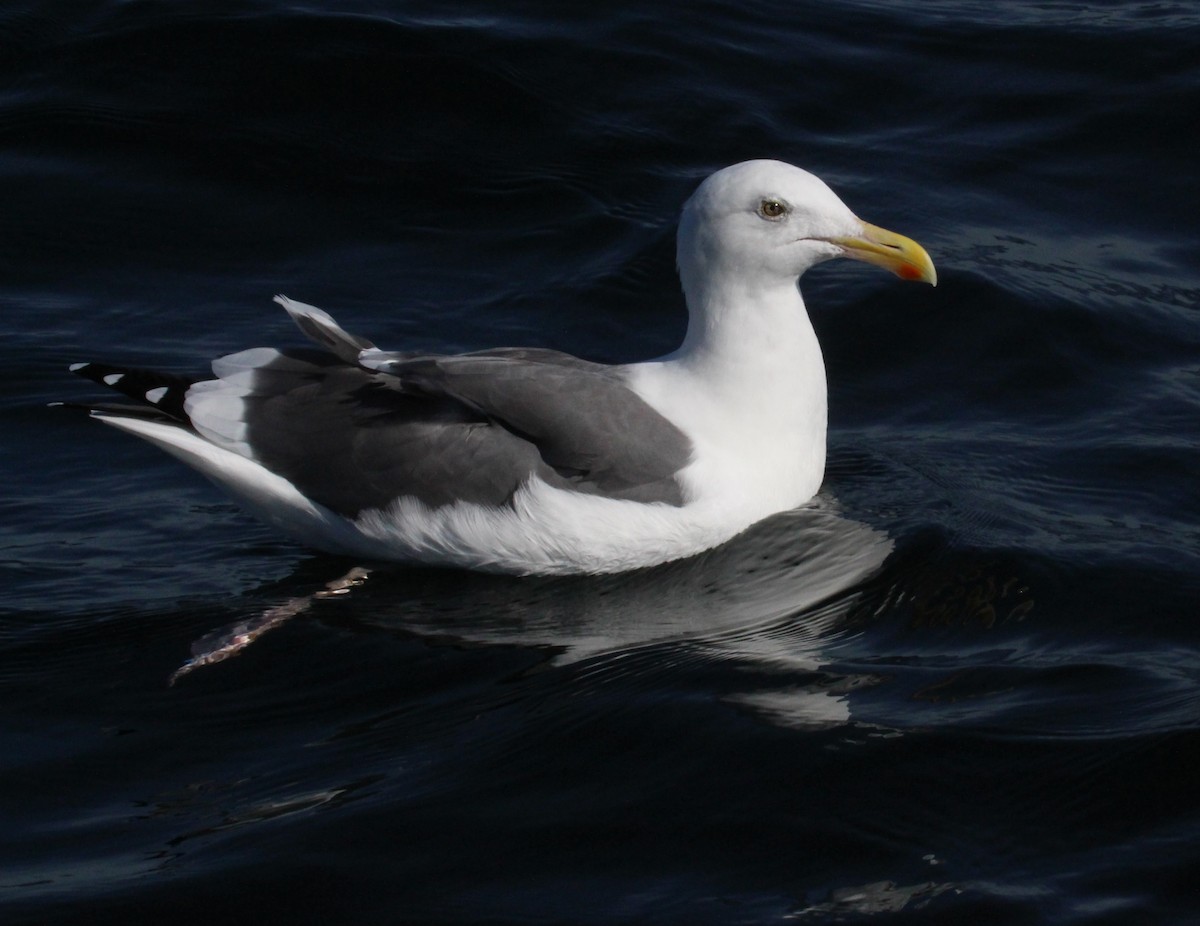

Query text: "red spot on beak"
[897, 263, 922, 281]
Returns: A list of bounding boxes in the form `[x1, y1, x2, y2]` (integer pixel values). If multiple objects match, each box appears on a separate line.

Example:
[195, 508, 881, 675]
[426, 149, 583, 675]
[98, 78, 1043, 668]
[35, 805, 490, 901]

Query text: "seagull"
[64, 160, 935, 575]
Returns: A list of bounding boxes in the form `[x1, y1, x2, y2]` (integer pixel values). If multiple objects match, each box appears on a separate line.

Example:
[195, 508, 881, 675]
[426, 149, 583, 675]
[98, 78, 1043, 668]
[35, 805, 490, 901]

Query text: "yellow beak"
[828, 221, 937, 286]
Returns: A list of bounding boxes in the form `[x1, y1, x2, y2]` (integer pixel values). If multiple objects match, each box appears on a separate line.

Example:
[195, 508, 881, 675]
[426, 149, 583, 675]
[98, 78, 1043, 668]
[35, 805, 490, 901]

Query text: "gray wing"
[186, 331, 692, 517]
[188, 348, 544, 515]
[376, 348, 693, 501]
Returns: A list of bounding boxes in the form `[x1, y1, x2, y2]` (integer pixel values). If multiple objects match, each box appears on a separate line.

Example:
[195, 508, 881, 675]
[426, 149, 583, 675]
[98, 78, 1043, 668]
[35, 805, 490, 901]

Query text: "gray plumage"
[69, 316, 693, 518]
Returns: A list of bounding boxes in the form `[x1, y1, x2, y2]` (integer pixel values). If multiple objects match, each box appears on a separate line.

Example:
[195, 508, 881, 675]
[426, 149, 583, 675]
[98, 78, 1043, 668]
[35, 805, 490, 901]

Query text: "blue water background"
[2, 1, 1199, 922]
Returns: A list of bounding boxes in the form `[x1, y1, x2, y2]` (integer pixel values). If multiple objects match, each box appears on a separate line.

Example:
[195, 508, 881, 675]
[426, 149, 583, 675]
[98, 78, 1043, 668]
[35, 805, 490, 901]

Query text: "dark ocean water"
[3, 1, 1199, 923]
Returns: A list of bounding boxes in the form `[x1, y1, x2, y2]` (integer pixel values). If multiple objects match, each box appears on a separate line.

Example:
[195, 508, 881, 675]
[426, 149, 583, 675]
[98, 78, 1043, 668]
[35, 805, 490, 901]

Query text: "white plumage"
[68, 160, 935, 575]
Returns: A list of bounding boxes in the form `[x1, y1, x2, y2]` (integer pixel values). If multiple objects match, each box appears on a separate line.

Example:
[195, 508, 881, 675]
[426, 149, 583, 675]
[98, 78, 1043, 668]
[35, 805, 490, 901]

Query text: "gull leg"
[169, 566, 372, 685]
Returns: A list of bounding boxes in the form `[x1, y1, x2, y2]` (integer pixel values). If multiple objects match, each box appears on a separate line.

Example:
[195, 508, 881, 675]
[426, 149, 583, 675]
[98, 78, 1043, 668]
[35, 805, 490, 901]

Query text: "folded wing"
[169, 300, 693, 517]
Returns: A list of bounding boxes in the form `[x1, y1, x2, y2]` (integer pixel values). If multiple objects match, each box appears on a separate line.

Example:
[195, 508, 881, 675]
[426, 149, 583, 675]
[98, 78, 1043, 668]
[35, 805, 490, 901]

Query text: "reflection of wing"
[171, 502, 893, 730]
[361, 500, 894, 664]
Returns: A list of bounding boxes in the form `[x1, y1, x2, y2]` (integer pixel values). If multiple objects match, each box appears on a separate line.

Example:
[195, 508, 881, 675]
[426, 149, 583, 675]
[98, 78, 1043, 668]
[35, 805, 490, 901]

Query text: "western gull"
[63, 160, 935, 575]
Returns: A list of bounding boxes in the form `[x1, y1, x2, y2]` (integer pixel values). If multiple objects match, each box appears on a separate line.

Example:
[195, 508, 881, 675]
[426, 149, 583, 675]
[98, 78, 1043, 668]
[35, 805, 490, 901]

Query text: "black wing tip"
[64, 361, 195, 422]
[46, 399, 109, 416]
[50, 400, 182, 423]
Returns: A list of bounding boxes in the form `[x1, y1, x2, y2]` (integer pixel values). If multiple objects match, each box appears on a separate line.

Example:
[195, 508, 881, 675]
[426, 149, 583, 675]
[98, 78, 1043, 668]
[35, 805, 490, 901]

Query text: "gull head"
[677, 160, 936, 296]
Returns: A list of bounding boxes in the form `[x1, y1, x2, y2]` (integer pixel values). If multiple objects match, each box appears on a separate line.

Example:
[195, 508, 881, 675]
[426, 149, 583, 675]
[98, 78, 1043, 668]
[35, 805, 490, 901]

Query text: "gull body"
[65, 160, 935, 575]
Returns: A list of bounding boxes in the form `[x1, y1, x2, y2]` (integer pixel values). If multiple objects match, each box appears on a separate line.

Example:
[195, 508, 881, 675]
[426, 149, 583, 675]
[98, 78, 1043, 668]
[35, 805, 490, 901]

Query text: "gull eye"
[759, 199, 787, 219]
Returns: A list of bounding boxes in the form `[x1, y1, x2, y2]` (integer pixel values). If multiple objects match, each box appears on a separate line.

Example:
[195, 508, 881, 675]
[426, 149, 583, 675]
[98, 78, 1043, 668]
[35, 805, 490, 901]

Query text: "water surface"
[2, 2, 1199, 923]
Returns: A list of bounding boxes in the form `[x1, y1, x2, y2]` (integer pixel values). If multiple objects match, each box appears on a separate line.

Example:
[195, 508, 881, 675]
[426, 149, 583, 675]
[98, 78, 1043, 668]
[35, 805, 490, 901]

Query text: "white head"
[677, 159, 936, 302]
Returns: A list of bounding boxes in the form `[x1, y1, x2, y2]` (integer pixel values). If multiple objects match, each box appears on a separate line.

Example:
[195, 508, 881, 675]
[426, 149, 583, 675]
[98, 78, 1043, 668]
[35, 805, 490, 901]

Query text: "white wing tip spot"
[103, 373, 125, 386]
[69, 362, 89, 372]
[145, 386, 169, 404]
